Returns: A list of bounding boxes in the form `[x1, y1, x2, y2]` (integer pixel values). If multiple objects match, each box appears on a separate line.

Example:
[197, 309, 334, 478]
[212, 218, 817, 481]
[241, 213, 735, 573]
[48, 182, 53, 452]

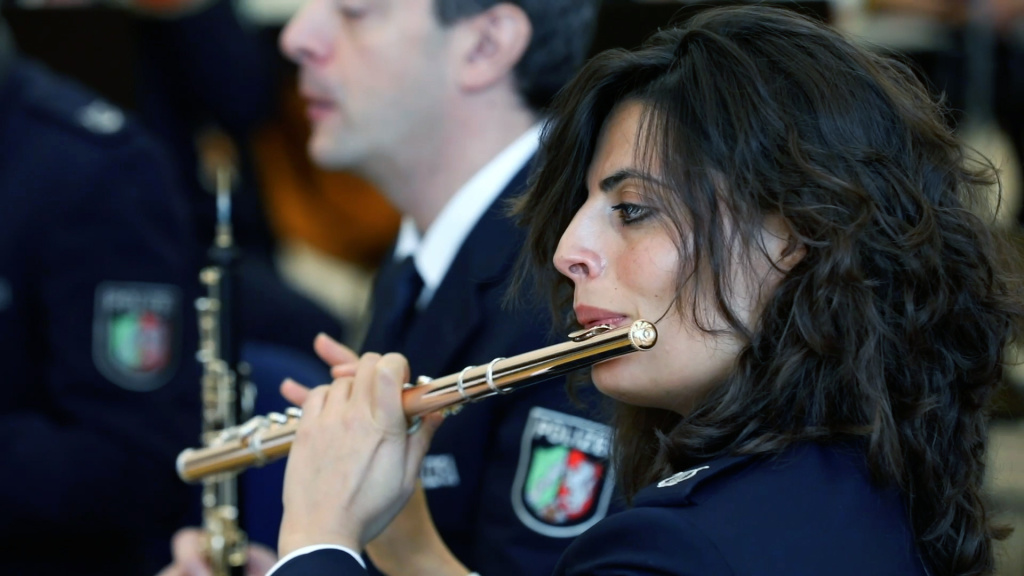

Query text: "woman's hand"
[277, 349, 443, 558]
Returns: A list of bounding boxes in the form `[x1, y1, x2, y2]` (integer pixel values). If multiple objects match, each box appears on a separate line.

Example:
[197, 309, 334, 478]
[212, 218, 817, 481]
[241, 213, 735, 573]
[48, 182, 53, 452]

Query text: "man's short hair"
[434, 0, 600, 112]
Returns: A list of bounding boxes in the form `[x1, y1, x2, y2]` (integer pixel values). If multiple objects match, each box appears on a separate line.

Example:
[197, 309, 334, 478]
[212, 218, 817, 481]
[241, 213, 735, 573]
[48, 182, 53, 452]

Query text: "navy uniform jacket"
[358, 163, 620, 576]
[273, 442, 929, 576]
[555, 442, 928, 576]
[0, 56, 201, 575]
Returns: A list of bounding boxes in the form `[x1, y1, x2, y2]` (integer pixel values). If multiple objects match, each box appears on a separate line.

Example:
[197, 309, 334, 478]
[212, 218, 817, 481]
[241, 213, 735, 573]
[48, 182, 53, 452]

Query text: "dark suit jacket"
[356, 161, 618, 576]
[273, 442, 930, 576]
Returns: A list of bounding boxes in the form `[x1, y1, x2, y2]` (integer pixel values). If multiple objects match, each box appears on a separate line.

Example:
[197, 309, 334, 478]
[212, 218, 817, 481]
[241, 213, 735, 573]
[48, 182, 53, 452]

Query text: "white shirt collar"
[393, 122, 542, 308]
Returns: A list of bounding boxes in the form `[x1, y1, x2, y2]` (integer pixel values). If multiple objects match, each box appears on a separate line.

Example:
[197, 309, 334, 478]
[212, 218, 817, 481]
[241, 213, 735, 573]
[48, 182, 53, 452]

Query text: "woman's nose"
[553, 210, 604, 282]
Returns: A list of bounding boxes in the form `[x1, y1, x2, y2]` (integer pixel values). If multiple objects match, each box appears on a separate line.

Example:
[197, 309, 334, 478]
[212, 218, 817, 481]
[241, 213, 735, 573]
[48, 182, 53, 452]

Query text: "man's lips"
[299, 82, 336, 119]
[574, 305, 629, 330]
[303, 97, 336, 122]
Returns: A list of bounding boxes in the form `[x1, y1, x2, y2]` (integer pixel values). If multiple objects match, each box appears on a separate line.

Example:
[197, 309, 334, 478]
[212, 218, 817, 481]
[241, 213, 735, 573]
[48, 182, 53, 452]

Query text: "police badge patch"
[93, 282, 180, 391]
[511, 407, 615, 537]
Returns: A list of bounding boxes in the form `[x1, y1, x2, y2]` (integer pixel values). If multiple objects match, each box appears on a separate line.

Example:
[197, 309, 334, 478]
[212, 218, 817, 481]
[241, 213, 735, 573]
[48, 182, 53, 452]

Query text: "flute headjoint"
[568, 324, 613, 342]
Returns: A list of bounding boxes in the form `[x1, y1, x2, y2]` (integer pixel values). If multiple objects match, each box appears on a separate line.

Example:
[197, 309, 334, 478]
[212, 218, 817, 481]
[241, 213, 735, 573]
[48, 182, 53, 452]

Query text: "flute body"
[177, 320, 658, 483]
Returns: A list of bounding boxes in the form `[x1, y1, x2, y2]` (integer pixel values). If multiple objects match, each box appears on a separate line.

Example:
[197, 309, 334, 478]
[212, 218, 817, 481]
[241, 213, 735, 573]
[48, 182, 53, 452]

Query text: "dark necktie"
[362, 255, 423, 353]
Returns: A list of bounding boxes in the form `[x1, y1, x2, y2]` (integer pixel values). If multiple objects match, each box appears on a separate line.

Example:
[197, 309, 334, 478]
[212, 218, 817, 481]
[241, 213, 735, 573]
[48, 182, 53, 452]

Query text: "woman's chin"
[591, 358, 635, 403]
[591, 358, 694, 414]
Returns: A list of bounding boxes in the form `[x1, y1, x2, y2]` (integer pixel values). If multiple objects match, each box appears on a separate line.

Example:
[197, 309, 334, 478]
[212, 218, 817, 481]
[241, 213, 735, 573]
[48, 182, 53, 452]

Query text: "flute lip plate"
[629, 320, 658, 350]
[568, 324, 613, 341]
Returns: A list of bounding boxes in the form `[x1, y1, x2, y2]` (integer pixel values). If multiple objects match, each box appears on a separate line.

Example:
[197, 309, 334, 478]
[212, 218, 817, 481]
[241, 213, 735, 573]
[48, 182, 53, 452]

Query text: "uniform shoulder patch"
[511, 407, 616, 538]
[19, 60, 129, 141]
[93, 282, 181, 392]
[76, 99, 126, 135]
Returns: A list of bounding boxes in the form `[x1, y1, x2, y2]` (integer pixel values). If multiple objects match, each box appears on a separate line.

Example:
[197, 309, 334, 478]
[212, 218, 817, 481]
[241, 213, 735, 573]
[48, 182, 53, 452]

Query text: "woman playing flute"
[268, 6, 1024, 575]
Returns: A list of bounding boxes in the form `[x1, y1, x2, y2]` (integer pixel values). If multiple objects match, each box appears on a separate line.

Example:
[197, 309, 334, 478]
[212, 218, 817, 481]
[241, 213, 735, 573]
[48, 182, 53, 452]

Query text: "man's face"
[280, 0, 455, 171]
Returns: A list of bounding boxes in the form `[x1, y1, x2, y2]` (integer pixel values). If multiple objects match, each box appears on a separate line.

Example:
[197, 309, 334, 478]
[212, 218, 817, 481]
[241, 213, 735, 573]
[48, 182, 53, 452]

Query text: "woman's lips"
[574, 305, 629, 330]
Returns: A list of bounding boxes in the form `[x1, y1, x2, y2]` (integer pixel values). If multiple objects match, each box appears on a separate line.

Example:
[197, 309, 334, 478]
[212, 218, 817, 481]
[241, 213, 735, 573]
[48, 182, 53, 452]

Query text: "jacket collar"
[400, 161, 534, 376]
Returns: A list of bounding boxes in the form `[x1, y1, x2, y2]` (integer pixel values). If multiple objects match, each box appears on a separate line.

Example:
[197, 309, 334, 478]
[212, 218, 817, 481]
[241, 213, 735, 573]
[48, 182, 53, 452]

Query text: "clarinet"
[194, 164, 254, 576]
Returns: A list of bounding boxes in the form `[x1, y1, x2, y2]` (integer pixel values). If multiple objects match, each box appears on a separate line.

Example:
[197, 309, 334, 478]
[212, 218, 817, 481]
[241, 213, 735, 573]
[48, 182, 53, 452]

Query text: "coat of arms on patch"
[511, 407, 615, 537]
[93, 282, 180, 391]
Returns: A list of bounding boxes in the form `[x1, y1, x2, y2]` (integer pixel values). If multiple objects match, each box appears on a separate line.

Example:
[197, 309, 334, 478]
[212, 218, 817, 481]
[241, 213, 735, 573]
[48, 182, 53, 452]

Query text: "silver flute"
[177, 319, 658, 483]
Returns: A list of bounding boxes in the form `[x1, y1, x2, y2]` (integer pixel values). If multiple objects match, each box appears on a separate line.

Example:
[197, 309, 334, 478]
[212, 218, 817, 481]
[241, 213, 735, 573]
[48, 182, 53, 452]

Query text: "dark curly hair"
[512, 6, 1024, 575]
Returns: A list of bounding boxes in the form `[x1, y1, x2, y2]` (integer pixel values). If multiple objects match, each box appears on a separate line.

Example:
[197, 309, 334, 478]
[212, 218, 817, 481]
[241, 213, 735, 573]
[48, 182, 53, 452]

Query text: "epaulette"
[634, 454, 755, 507]
[19, 60, 129, 143]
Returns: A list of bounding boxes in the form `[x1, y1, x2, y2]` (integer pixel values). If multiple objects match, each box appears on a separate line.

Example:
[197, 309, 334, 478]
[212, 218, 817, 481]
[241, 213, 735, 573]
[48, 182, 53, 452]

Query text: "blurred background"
[2, 0, 1022, 572]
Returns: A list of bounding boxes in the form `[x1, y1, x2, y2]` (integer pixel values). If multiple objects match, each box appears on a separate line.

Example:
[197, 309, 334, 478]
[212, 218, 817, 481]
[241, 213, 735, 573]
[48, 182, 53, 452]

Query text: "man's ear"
[453, 3, 532, 93]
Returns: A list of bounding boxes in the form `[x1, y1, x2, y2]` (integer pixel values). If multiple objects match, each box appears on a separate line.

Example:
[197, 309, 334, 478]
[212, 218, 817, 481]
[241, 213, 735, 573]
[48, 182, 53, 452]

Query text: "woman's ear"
[763, 215, 806, 272]
[452, 3, 532, 93]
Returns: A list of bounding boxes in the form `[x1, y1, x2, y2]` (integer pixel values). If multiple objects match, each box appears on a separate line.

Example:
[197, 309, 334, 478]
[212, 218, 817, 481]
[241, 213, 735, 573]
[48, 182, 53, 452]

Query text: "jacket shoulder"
[14, 59, 137, 146]
[555, 504, 735, 575]
[633, 454, 755, 507]
[629, 443, 928, 576]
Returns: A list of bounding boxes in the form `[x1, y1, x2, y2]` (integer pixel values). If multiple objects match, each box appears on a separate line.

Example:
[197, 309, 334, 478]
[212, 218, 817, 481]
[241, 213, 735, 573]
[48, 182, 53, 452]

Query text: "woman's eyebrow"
[599, 169, 666, 193]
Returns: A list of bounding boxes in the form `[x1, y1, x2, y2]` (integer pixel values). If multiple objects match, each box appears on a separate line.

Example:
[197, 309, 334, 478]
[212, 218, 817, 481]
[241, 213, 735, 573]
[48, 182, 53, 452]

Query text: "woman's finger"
[334, 352, 382, 415]
[367, 353, 412, 433]
[299, 384, 331, 419]
[331, 362, 358, 380]
[404, 411, 444, 488]
[280, 378, 311, 407]
[329, 375, 355, 405]
[314, 332, 358, 366]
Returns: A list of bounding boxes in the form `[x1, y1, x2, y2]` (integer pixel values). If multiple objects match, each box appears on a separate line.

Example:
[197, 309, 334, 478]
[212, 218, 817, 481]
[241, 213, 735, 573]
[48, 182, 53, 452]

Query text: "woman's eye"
[611, 202, 653, 224]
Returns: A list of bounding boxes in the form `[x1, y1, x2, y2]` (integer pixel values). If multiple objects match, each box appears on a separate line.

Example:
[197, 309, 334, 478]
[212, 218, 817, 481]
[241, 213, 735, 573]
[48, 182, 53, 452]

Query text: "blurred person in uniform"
[159, 1, 608, 575]
[0, 12, 201, 576]
[5, 0, 348, 395]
